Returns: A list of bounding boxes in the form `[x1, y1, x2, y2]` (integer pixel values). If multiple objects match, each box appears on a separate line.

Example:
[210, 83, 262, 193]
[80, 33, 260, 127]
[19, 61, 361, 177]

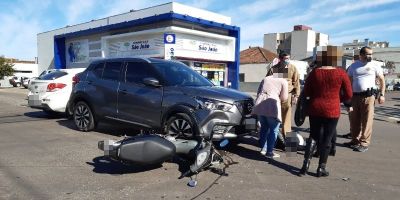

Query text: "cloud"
[0, 0, 51, 60]
[221, 0, 293, 24]
[182, 0, 215, 9]
[333, 0, 400, 13]
[99, 0, 158, 18]
[329, 22, 400, 45]
[63, 0, 96, 25]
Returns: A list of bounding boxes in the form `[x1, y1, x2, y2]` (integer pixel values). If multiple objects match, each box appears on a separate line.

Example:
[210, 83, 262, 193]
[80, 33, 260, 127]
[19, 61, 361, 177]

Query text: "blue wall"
[54, 13, 240, 89]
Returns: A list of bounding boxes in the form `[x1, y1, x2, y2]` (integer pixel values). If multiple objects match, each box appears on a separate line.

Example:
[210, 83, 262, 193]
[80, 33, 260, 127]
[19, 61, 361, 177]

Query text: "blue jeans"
[258, 116, 281, 153]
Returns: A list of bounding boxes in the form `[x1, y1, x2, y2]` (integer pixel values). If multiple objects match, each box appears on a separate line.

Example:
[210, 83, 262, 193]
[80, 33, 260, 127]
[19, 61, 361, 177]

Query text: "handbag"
[294, 91, 308, 127]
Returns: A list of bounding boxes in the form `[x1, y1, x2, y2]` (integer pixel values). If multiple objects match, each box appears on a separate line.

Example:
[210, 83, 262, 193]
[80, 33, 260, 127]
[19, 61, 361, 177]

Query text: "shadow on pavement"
[87, 155, 192, 176]
[267, 159, 301, 176]
[86, 156, 163, 174]
[374, 106, 400, 119]
[220, 136, 302, 176]
[0, 111, 65, 124]
[56, 119, 146, 137]
[24, 111, 65, 119]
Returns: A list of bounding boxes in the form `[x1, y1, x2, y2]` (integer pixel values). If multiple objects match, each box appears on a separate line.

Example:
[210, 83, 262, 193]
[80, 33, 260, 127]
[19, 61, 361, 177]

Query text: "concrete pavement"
[0, 87, 399, 200]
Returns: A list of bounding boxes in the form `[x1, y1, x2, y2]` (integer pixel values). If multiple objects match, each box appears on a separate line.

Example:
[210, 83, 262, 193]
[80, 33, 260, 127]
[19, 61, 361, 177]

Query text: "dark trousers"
[309, 116, 339, 164]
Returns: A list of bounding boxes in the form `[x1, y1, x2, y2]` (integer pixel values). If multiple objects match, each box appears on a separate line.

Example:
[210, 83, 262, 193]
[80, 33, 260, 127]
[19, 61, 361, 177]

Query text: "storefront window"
[193, 62, 226, 86]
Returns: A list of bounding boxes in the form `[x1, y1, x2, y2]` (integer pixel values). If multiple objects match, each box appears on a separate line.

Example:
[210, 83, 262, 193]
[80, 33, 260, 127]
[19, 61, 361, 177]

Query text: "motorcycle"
[98, 134, 225, 180]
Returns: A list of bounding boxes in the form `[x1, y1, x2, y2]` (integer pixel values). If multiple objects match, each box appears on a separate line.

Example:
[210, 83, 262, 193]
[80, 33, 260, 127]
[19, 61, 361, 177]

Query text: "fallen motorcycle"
[98, 133, 225, 179]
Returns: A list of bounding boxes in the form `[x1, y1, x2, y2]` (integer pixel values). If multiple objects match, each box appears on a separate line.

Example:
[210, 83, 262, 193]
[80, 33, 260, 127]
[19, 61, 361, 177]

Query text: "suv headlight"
[195, 97, 233, 111]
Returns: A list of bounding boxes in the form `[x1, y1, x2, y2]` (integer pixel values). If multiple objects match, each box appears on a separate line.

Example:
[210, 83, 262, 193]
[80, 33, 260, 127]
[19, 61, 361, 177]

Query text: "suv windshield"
[152, 61, 213, 87]
[39, 71, 68, 80]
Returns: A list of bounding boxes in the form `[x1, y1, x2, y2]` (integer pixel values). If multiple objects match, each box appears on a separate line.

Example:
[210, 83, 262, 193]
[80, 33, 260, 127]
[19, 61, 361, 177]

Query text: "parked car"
[24, 69, 58, 89]
[394, 82, 400, 91]
[27, 68, 85, 115]
[68, 58, 256, 141]
[22, 77, 30, 88]
[9, 76, 22, 87]
[386, 84, 394, 91]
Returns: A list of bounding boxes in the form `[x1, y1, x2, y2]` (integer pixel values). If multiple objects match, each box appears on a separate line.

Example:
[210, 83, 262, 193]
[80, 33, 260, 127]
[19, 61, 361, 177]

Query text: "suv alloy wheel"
[74, 101, 96, 131]
[164, 113, 196, 139]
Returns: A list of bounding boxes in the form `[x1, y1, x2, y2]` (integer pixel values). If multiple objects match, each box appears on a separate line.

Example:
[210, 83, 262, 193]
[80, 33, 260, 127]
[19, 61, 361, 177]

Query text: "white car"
[27, 68, 85, 115]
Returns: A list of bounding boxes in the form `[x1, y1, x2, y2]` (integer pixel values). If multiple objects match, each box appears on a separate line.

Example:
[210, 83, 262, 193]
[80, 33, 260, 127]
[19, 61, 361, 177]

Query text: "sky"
[1, 0, 400, 60]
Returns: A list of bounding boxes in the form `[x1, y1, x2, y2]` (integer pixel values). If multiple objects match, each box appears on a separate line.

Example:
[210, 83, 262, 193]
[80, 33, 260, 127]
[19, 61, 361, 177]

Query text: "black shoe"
[329, 149, 336, 156]
[344, 142, 359, 149]
[299, 160, 310, 176]
[299, 138, 317, 176]
[354, 145, 368, 152]
[317, 163, 329, 177]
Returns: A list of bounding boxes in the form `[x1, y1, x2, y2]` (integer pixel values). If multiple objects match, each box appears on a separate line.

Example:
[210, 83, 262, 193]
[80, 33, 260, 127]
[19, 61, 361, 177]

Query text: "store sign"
[198, 43, 218, 52]
[105, 37, 163, 58]
[174, 33, 235, 62]
[66, 39, 89, 63]
[164, 33, 176, 44]
[130, 40, 151, 50]
[182, 40, 224, 54]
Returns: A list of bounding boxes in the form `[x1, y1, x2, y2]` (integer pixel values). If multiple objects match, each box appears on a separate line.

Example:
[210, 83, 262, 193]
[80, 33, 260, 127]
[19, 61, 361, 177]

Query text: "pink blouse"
[251, 76, 288, 122]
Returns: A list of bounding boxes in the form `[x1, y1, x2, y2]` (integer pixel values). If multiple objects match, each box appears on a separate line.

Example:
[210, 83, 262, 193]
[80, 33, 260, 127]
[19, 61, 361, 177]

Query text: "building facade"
[0, 58, 38, 87]
[263, 25, 329, 60]
[343, 39, 389, 50]
[37, 2, 241, 88]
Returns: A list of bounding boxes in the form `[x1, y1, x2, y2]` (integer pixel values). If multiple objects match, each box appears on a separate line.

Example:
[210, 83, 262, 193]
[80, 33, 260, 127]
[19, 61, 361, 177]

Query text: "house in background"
[0, 58, 38, 88]
[239, 46, 276, 92]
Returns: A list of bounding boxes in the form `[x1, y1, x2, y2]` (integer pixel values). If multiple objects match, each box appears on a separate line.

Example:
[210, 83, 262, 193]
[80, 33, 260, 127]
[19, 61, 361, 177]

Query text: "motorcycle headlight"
[196, 151, 209, 166]
[195, 97, 233, 111]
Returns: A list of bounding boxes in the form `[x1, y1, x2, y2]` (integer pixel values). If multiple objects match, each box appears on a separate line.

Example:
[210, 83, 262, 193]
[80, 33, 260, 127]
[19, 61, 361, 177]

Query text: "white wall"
[289, 60, 309, 80]
[37, 29, 64, 74]
[239, 63, 270, 82]
[263, 33, 277, 53]
[318, 33, 329, 46]
[373, 47, 400, 73]
[12, 63, 39, 78]
[291, 30, 316, 60]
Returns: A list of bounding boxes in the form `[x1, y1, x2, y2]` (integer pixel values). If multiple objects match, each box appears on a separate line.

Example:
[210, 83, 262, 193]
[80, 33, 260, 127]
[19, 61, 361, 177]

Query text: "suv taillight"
[47, 83, 66, 92]
[72, 74, 80, 85]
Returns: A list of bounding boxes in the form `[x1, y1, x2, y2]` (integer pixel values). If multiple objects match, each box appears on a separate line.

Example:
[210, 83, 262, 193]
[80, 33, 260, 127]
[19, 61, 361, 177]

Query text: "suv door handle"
[87, 80, 93, 85]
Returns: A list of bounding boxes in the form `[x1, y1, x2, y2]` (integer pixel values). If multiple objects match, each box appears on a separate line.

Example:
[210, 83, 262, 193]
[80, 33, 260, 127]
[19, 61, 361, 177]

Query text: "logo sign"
[164, 33, 175, 44]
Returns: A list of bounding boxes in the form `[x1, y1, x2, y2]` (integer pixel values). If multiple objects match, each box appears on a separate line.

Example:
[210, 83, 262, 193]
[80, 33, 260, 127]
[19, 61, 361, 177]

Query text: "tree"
[0, 56, 14, 79]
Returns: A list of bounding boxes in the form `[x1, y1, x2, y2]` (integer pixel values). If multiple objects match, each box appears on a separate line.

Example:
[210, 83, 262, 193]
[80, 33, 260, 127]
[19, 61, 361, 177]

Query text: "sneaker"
[266, 152, 280, 159]
[344, 141, 360, 149]
[354, 145, 368, 152]
[260, 150, 267, 156]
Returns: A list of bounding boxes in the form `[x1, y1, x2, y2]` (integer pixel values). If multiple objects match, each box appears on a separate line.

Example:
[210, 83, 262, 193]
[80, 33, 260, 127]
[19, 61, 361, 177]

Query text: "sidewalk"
[245, 91, 400, 124]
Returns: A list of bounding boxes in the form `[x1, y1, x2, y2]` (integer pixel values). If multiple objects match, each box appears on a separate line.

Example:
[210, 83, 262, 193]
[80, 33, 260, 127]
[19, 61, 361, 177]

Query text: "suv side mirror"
[143, 77, 161, 87]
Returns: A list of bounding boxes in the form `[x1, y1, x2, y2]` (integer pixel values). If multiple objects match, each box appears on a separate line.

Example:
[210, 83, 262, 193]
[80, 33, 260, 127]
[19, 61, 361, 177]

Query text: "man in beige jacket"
[267, 52, 301, 139]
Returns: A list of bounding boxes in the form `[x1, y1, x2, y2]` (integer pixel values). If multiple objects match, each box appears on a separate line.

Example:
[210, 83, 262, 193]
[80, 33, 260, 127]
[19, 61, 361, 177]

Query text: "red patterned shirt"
[303, 67, 352, 118]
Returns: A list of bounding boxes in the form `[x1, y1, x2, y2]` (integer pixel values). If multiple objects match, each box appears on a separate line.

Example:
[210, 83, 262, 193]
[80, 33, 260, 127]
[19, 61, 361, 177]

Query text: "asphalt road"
[1, 87, 399, 200]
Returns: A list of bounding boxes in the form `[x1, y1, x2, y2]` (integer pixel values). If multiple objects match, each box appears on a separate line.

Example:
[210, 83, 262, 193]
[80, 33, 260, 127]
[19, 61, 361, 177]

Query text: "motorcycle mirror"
[188, 179, 198, 187]
[219, 139, 229, 147]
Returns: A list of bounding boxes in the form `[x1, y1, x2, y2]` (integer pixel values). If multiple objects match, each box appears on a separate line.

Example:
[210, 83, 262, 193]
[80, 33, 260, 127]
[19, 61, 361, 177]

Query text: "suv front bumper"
[194, 99, 257, 141]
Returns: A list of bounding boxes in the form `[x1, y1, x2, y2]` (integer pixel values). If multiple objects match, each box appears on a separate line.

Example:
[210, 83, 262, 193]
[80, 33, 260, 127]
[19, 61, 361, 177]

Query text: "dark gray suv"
[69, 58, 255, 140]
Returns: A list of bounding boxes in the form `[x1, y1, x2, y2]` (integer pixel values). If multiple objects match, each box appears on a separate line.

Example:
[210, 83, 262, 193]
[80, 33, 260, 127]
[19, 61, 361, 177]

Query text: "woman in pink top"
[252, 69, 288, 158]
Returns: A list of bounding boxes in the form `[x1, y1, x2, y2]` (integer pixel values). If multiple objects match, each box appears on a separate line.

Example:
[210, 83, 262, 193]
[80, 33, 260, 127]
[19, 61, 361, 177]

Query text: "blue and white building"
[37, 2, 241, 88]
